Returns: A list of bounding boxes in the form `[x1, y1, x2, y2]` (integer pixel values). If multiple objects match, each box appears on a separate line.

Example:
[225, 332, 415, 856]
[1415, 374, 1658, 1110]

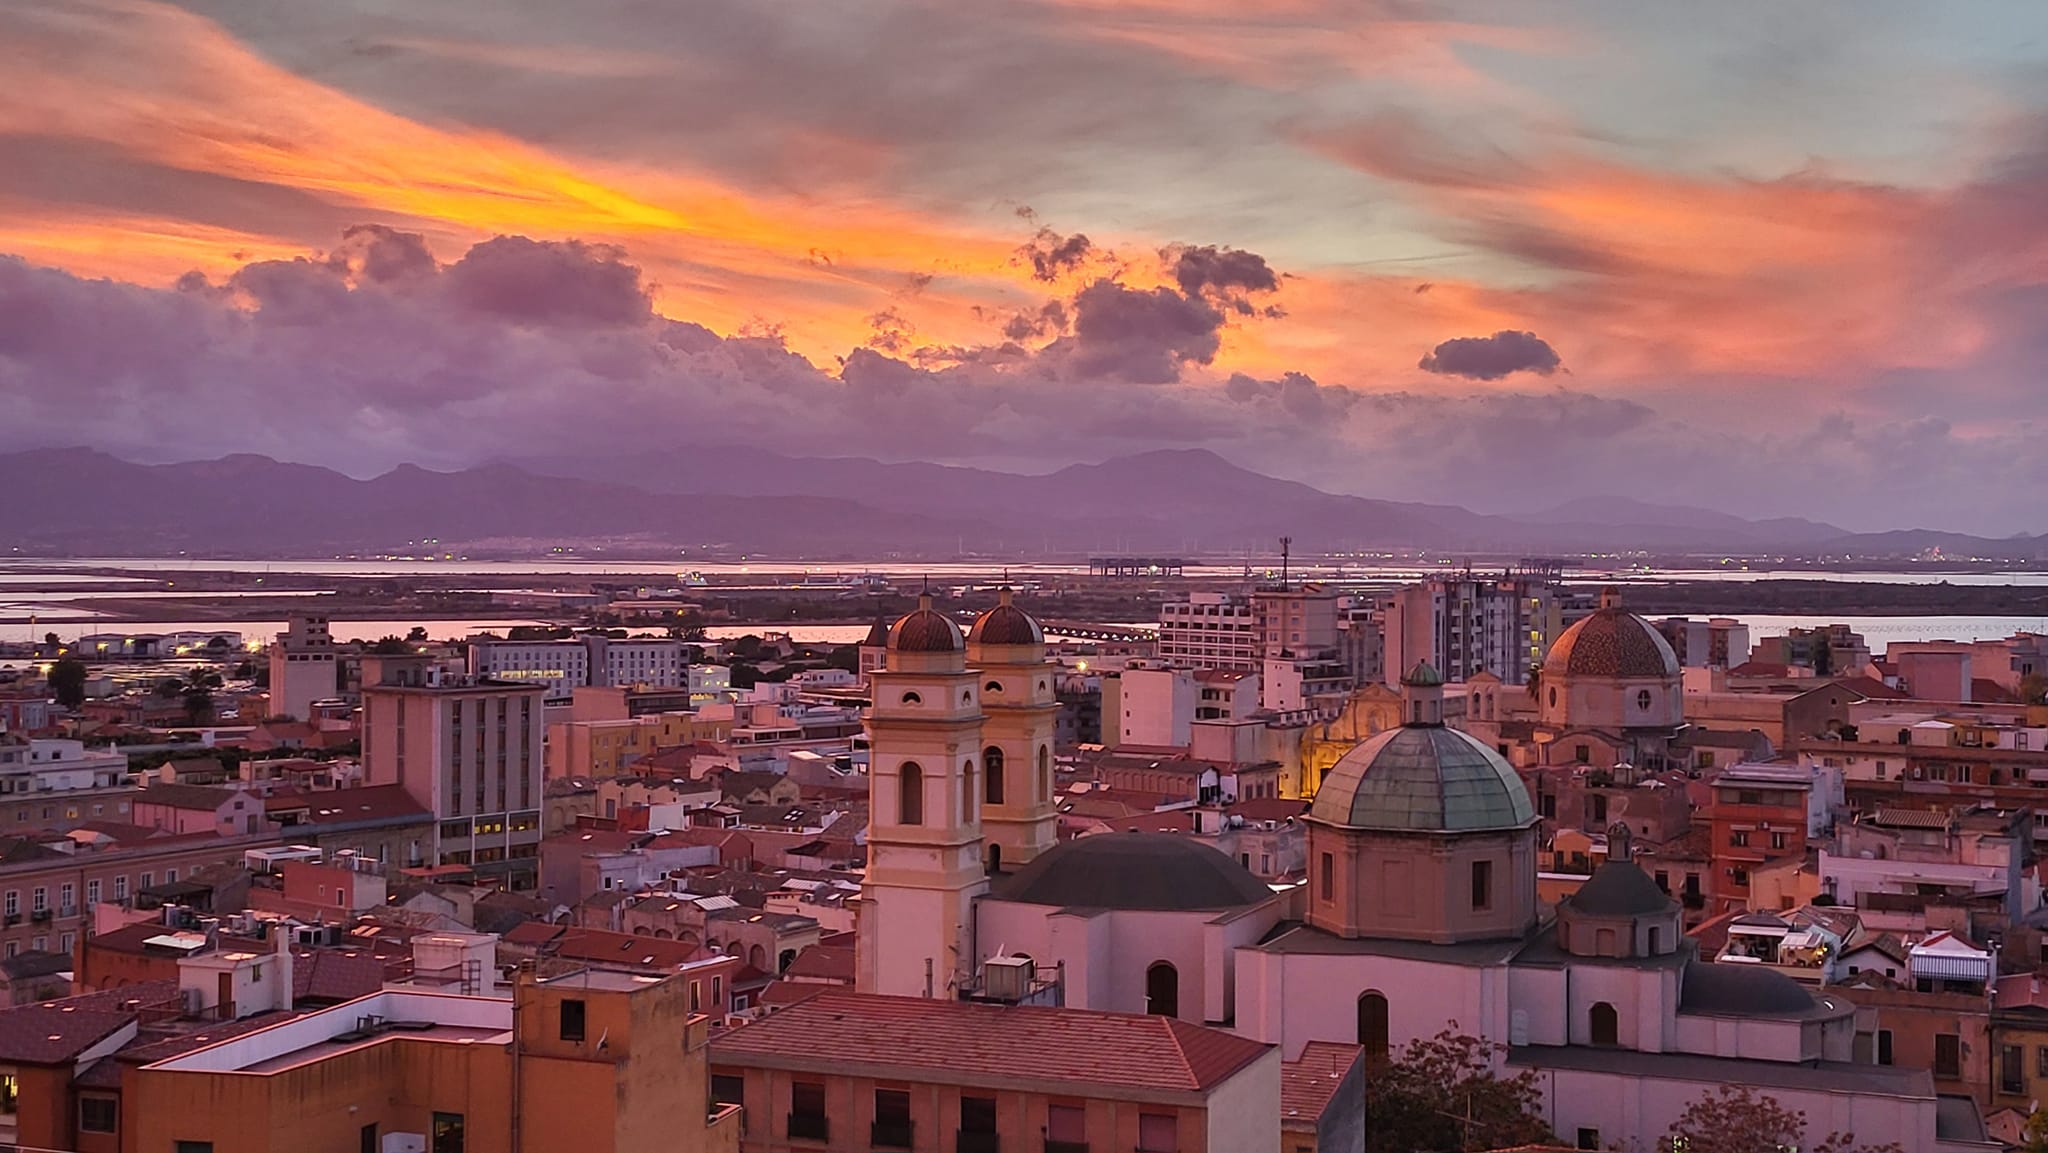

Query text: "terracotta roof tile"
[711, 990, 1271, 1094]
[1282, 1041, 1362, 1128]
[0, 1005, 135, 1064]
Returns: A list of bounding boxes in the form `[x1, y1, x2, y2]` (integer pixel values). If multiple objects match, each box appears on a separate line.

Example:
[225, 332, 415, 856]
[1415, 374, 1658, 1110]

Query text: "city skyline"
[5, 1, 2048, 534]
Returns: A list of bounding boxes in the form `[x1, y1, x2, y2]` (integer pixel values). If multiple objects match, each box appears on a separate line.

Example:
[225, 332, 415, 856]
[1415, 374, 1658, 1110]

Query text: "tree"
[1366, 1030, 1550, 1153]
[1661, 1084, 1903, 1153]
[47, 658, 89, 710]
[232, 660, 257, 680]
[2021, 672, 2048, 707]
[153, 676, 185, 699]
[2023, 1105, 2048, 1153]
[181, 684, 215, 725]
[405, 626, 429, 643]
[369, 636, 412, 655]
[825, 645, 860, 673]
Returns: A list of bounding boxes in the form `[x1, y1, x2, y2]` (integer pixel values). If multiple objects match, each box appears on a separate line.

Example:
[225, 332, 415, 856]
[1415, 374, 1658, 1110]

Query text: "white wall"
[1526, 1064, 1940, 1153]
[1234, 947, 1507, 1060]
[1120, 668, 1195, 748]
[1204, 1048, 1282, 1153]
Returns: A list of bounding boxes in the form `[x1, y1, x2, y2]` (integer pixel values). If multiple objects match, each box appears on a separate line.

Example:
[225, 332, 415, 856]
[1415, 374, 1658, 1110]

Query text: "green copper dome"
[1310, 726, 1535, 833]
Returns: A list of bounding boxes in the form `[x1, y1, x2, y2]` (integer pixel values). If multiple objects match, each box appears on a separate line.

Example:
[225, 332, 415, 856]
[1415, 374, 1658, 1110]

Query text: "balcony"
[30, 908, 50, 923]
[787, 1113, 829, 1143]
[872, 1119, 914, 1149]
[958, 1133, 1000, 1153]
[1045, 1143, 1089, 1153]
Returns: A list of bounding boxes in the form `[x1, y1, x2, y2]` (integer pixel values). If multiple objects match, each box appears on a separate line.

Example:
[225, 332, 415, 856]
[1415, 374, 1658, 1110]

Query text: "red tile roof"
[781, 944, 855, 983]
[1282, 1041, 1362, 1129]
[755, 980, 829, 1009]
[293, 948, 391, 1003]
[711, 990, 1271, 1095]
[277, 785, 430, 825]
[0, 1004, 136, 1064]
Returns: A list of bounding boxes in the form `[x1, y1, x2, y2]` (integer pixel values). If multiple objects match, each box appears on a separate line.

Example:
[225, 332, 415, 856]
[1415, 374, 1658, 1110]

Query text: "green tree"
[181, 684, 215, 725]
[47, 658, 89, 710]
[1662, 1084, 1903, 1153]
[153, 676, 185, 699]
[2020, 672, 2048, 707]
[406, 626, 430, 643]
[369, 636, 412, 655]
[1366, 1030, 1550, 1153]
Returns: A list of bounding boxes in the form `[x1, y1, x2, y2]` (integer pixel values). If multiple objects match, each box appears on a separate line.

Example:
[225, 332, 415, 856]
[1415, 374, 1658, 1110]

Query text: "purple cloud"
[1418, 330, 1563, 380]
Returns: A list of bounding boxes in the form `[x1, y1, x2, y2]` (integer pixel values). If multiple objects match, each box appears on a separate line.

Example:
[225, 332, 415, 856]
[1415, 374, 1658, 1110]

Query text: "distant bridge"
[1086, 557, 1185, 578]
[1041, 621, 1156, 643]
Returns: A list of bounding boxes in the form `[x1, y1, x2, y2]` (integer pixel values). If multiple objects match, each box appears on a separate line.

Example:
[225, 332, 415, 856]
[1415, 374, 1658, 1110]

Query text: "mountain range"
[1, 446, 2040, 559]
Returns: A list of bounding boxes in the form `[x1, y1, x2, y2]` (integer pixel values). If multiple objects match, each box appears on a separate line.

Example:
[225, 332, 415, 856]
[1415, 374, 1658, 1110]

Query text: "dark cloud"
[1018, 227, 1094, 282]
[1418, 330, 1562, 380]
[1000, 300, 1068, 342]
[1068, 280, 1224, 383]
[329, 224, 438, 284]
[1169, 244, 1278, 297]
[443, 236, 652, 326]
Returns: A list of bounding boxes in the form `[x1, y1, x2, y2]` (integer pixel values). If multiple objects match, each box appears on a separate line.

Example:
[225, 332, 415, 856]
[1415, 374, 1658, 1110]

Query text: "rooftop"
[1282, 1041, 1362, 1129]
[143, 991, 513, 1074]
[711, 990, 1271, 1096]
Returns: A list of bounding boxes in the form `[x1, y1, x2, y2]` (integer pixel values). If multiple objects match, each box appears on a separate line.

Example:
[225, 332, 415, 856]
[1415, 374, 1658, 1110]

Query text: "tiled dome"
[968, 587, 1043, 647]
[889, 596, 963, 653]
[1310, 726, 1535, 833]
[1543, 592, 1679, 680]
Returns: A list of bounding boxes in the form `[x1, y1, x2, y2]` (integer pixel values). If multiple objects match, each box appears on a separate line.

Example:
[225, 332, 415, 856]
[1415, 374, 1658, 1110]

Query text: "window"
[710, 1073, 745, 1109]
[1319, 853, 1334, 901]
[86, 880, 99, 906]
[175, 1144, 214, 1153]
[961, 1095, 997, 1135]
[1039, 746, 1051, 800]
[1877, 1030, 1894, 1065]
[1770, 831, 1787, 851]
[1577, 1128, 1601, 1151]
[2, 891, 14, 917]
[79, 1093, 118, 1132]
[789, 1081, 828, 1142]
[1636, 689, 1652, 711]
[898, 763, 924, 825]
[873, 1088, 912, 1149]
[1732, 830, 1749, 848]
[140, 872, 154, 890]
[1357, 991, 1389, 1059]
[361, 1124, 379, 1153]
[1470, 859, 1493, 910]
[432, 1111, 465, 1153]
[2004, 1044, 2026, 1095]
[984, 746, 1005, 805]
[31, 887, 45, 913]
[1574, 743, 1590, 763]
[1138, 1113, 1180, 1152]
[559, 998, 586, 1042]
[1589, 1002, 1618, 1046]
[1146, 961, 1179, 1018]
[1935, 1033, 1962, 1078]
[1047, 1103, 1087, 1145]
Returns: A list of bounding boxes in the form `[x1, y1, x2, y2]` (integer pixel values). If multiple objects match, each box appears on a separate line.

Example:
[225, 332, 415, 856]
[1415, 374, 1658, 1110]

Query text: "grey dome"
[1566, 860, 1678, 918]
[1679, 960, 1819, 1016]
[1310, 726, 1535, 833]
[991, 833, 1272, 911]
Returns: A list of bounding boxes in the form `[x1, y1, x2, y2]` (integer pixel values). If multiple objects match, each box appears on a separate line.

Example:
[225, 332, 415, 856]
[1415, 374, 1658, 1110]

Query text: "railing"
[787, 1112, 829, 1142]
[1045, 1140, 1089, 1153]
[872, 1119, 914, 1148]
[958, 1132, 1000, 1153]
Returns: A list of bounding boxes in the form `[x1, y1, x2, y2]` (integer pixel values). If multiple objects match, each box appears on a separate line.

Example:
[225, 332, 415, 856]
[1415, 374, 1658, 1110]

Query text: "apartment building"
[268, 613, 338, 721]
[1381, 570, 1563, 686]
[360, 659, 547, 889]
[1157, 593, 1259, 670]
[0, 827, 278, 960]
[469, 635, 690, 701]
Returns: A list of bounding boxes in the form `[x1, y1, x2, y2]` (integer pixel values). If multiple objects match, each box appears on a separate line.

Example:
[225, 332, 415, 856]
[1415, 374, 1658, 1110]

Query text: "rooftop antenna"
[1279, 536, 1292, 586]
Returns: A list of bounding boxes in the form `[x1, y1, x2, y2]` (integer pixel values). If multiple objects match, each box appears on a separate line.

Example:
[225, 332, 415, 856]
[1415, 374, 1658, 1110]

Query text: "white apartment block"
[268, 613, 338, 721]
[1156, 593, 1258, 670]
[1383, 572, 1562, 686]
[468, 635, 688, 702]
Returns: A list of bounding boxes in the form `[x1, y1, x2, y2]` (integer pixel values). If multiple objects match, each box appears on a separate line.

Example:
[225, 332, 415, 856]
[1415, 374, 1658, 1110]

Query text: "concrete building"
[125, 967, 741, 1153]
[468, 635, 690, 702]
[1157, 592, 1260, 670]
[1382, 569, 1563, 687]
[360, 660, 547, 889]
[2, 738, 128, 795]
[1654, 617, 1752, 669]
[710, 989, 1281, 1153]
[267, 613, 338, 722]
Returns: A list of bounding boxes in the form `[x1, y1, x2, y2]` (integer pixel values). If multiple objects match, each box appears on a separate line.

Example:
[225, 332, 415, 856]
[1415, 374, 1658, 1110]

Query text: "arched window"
[1038, 745, 1052, 800]
[985, 746, 1006, 804]
[985, 843, 1002, 874]
[1590, 1002, 1619, 1046]
[1145, 962, 1179, 1018]
[962, 690, 974, 705]
[899, 763, 924, 825]
[779, 948, 797, 972]
[1549, 687, 1559, 708]
[1357, 991, 1389, 1060]
[749, 944, 767, 970]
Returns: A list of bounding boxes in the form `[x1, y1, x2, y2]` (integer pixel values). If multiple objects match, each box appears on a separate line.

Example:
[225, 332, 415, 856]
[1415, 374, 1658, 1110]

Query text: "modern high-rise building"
[1382, 569, 1564, 686]
[267, 612, 337, 721]
[361, 657, 547, 889]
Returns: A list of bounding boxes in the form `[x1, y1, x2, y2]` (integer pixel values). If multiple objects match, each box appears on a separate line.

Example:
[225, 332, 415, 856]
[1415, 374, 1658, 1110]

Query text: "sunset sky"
[4, 0, 2047, 532]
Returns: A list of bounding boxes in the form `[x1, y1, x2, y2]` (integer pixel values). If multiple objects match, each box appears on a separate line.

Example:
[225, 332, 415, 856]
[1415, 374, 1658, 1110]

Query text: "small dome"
[1544, 592, 1679, 680]
[991, 832, 1272, 911]
[889, 596, 963, 653]
[1565, 860, 1677, 918]
[968, 588, 1043, 646]
[1311, 726, 1535, 833]
[1401, 660, 1443, 687]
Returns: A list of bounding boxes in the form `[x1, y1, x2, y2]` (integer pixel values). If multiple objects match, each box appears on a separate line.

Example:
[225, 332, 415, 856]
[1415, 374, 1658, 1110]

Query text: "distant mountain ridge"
[1, 446, 2040, 558]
